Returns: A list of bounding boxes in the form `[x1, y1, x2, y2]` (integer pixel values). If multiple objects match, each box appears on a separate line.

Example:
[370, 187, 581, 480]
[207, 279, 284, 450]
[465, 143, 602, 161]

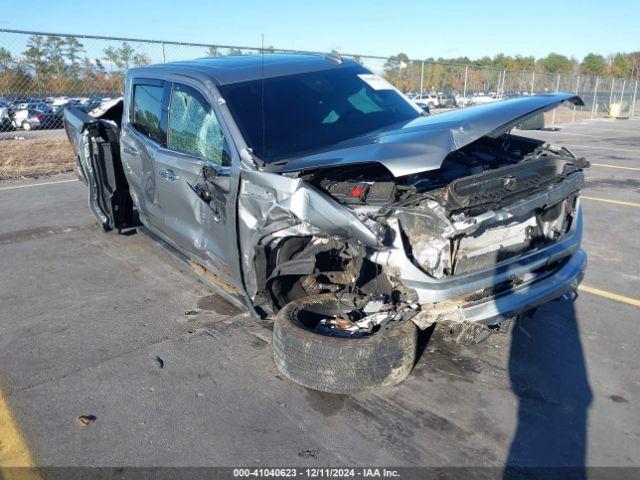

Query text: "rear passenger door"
[153, 81, 236, 281]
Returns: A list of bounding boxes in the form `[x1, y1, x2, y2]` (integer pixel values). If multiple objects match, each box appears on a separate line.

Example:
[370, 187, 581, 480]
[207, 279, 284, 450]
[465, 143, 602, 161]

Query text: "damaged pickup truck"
[64, 54, 588, 393]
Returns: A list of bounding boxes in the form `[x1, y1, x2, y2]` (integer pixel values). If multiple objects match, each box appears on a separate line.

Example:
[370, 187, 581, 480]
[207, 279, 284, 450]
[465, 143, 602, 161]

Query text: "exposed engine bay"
[244, 133, 587, 336]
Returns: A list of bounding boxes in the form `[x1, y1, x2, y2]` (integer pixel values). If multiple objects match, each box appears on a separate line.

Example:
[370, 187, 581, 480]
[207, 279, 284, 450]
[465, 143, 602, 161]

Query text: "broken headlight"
[397, 209, 452, 279]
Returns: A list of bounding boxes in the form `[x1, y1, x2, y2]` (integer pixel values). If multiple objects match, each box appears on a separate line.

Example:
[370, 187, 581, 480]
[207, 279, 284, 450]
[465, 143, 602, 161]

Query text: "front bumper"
[433, 249, 586, 325]
[370, 208, 586, 325]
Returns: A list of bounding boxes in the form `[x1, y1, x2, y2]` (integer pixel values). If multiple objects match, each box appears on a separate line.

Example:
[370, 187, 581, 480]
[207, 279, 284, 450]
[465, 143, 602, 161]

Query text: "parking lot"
[0, 116, 639, 472]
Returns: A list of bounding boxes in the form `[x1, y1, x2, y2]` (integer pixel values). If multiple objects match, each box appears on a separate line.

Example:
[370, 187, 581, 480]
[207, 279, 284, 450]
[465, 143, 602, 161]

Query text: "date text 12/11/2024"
[233, 468, 401, 478]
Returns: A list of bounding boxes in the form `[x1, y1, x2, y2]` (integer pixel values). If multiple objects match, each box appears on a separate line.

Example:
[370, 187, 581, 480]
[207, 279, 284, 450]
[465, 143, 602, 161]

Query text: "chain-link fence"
[1, 28, 638, 133]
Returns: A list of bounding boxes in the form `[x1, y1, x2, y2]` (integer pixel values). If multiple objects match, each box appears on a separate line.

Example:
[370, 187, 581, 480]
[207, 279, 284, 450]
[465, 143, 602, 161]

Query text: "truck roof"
[127, 53, 359, 85]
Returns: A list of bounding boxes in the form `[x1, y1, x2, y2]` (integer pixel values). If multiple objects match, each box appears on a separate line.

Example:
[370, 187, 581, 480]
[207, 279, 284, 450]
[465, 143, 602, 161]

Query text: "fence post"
[591, 76, 599, 119]
[419, 61, 424, 100]
[571, 74, 579, 123]
[161, 42, 166, 63]
[631, 78, 638, 117]
[551, 73, 561, 125]
[619, 79, 626, 113]
[462, 65, 468, 108]
[530, 71, 535, 95]
[609, 78, 615, 113]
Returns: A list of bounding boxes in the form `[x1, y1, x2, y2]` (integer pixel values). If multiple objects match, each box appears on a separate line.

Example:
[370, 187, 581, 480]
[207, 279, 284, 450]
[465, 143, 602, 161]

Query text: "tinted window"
[168, 84, 223, 164]
[132, 83, 165, 144]
[218, 66, 420, 163]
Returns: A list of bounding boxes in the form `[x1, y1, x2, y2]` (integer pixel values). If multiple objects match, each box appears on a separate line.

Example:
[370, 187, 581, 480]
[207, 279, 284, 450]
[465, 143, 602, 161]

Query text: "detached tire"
[273, 294, 417, 394]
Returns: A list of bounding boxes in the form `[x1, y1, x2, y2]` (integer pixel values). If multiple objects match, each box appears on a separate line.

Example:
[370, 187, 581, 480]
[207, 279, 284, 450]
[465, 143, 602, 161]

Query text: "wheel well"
[262, 235, 393, 313]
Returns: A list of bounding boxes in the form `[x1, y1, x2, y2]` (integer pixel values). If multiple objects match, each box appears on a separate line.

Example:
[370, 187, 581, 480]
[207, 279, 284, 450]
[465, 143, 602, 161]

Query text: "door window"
[131, 83, 166, 144]
[168, 83, 224, 164]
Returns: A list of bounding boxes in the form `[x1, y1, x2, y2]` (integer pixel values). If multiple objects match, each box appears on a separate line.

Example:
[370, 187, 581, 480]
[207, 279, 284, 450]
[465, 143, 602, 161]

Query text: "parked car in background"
[437, 93, 456, 108]
[419, 92, 440, 108]
[0, 100, 13, 130]
[472, 92, 503, 104]
[454, 93, 475, 107]
[12, 107, 55, 130]
[12, 101, 52, 113]
[413, 101, 431, 114]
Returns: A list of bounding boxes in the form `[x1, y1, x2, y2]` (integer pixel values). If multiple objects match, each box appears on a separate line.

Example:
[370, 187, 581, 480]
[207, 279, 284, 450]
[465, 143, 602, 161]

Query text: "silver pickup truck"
[64, 54, 588, 393]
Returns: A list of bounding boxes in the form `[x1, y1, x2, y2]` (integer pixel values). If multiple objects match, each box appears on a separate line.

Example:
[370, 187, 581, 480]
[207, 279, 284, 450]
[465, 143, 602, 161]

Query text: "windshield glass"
[218, 65, 421, 163]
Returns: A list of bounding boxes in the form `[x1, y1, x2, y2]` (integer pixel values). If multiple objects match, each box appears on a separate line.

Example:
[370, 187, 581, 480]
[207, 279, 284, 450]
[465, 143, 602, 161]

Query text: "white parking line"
[0, 179, 78, 192]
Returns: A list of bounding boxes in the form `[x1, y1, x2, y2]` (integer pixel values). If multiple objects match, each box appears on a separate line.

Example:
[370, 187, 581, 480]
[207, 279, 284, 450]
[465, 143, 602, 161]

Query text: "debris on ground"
[75, 415, 97, 427]
[248, 331, 271, 345]
[609, 395, 628, 403]
[298, 448, 319, 459]
[155, 356, 165, 369]
[205, 330, 221, 339]
[183, 309, 199, 316]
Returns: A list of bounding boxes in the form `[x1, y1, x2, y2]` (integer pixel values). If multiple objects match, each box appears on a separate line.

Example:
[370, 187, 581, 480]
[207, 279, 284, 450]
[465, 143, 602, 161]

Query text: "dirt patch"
[0, 138, 76, 180]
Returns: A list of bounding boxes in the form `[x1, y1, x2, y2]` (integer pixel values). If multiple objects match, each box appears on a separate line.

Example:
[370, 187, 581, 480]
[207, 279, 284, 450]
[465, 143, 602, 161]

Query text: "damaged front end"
[236, 168, 391, 322]
[237, 130, 588, 337]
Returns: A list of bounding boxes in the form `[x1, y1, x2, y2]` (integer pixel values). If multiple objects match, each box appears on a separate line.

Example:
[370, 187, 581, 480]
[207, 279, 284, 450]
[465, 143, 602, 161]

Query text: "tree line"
[1, 34, 638, 97]
[0, 35, 279, 97]
[0, 35, 156, 96]
[383, 51, 640, 94]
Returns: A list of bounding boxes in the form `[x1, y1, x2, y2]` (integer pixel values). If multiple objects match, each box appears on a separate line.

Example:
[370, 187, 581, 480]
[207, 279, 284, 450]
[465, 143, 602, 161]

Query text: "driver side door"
[154, 81, 238, 286]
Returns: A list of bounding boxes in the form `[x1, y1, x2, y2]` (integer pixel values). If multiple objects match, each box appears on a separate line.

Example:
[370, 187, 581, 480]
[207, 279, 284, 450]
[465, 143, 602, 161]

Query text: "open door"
[64, 103, 134, 232]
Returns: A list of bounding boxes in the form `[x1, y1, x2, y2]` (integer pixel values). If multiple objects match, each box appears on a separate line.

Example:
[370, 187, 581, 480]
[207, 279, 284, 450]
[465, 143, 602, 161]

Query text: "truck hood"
[269, 93, 583, 178]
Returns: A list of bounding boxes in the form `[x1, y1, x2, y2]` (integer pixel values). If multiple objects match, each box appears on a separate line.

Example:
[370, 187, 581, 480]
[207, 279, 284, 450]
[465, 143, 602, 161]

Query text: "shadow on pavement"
[504, 299, 593, 479]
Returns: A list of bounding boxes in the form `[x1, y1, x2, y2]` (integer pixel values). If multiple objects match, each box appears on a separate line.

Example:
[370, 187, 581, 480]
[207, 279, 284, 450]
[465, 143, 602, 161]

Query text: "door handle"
[159, 168, 179, 181]
[123, 146, 138, 156]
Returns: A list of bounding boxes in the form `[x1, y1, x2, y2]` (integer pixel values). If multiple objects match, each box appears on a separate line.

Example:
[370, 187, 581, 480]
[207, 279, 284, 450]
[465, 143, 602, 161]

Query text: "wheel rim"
[22, 122, 31, 131]
[291, 295, 383, 339]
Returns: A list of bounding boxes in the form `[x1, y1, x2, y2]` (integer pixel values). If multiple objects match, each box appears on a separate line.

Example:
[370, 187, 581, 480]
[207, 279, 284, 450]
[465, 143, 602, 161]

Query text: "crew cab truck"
[64, 54, 588, 393]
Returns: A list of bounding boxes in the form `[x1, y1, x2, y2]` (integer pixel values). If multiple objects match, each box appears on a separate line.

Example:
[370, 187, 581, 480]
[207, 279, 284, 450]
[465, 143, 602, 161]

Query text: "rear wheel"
[273, 294, 417, 393]
[22, 121, 31, 131]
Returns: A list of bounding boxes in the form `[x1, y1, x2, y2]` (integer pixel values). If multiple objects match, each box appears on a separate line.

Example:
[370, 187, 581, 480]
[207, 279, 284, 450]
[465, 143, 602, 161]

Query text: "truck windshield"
[218, 65, 421, 163]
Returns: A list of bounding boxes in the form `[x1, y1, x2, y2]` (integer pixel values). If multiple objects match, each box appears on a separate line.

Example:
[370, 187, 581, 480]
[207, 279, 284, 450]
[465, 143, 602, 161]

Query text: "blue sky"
[2, 0, 638, 60]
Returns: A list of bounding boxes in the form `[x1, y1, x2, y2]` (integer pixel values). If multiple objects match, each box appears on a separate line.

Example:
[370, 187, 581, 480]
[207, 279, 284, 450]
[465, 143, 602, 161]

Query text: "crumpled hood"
[269, 93, 583, 177]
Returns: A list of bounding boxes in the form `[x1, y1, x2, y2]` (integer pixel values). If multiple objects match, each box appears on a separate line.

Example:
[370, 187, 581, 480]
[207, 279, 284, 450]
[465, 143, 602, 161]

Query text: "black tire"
[273, 294, 417, 394]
